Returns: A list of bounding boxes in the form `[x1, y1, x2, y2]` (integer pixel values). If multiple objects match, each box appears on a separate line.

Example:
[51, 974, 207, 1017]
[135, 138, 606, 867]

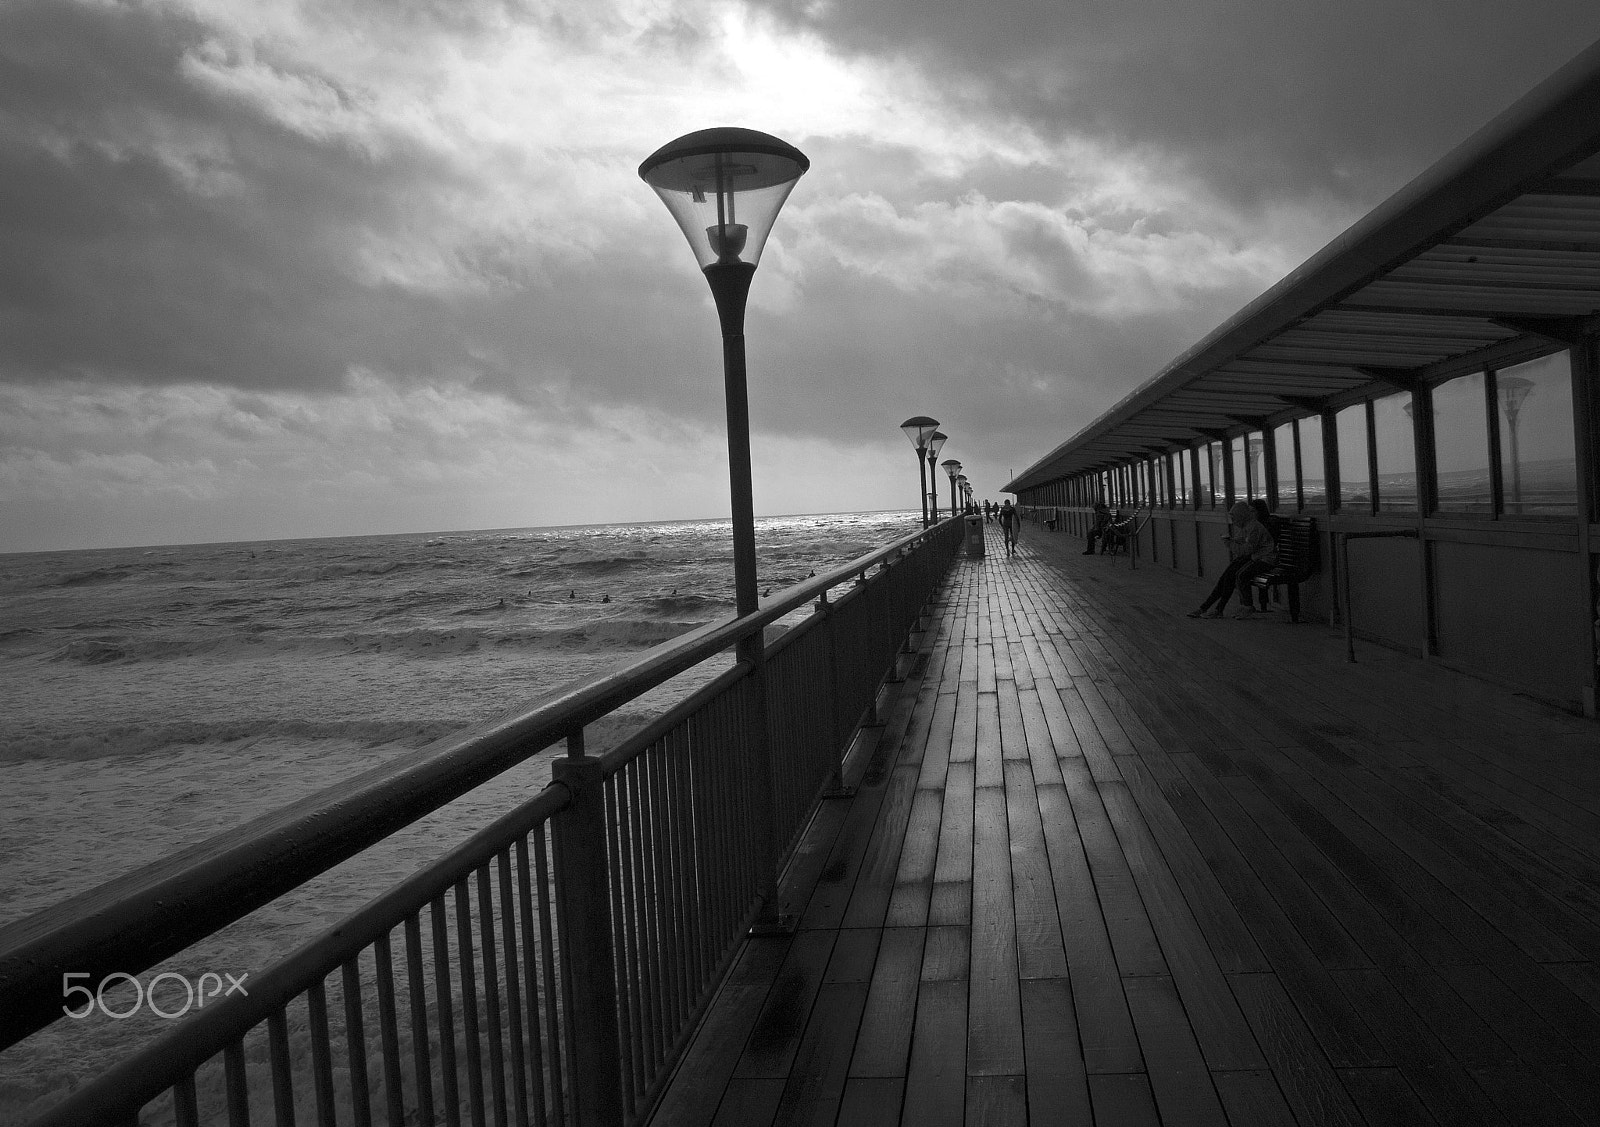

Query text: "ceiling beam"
[1276, 394, 1326, 411]
[1354, 365, 1424, 391]
[1522, 176, 1600, 197]
[1488, 315, 1592, 346]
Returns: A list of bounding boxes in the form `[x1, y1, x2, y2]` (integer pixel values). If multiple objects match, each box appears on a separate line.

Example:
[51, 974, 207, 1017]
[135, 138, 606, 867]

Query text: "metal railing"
[1, 515, 965, 1127]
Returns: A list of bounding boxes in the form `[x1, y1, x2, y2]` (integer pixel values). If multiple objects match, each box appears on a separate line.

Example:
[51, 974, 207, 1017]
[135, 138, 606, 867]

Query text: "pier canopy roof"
[1005, 39, 1600, 494]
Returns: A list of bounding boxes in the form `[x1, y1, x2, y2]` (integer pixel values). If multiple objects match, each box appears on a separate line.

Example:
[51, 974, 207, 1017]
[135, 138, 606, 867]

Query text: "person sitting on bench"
[1083, 501, 1111, 555]
[1187, 500, 1274, 619]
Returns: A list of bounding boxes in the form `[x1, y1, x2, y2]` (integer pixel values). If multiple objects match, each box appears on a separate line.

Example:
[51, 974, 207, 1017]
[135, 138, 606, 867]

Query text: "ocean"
[0, 510, 915, 1120]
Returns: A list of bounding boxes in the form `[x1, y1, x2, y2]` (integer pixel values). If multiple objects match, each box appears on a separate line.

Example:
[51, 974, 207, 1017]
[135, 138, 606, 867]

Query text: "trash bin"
[964, 513, 985, 558]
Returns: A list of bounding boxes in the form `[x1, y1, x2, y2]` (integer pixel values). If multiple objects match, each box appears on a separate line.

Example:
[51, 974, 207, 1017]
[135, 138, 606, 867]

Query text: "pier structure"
[646, 522, 1600, 1125]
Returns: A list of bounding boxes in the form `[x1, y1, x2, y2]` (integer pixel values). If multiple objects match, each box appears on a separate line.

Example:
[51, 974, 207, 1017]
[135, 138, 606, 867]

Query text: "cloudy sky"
[4, 0, 1598, 552]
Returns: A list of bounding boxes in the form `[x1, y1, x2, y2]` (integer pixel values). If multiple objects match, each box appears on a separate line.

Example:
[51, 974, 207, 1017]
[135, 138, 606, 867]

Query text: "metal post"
[916, 447, 929, 527]
[928, 453, 939, 521]
[551, 732, 623, 1127]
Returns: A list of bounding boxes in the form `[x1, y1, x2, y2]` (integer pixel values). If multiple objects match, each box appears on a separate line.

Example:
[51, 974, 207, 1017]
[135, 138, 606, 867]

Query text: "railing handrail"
[0, 516, 961, 1051]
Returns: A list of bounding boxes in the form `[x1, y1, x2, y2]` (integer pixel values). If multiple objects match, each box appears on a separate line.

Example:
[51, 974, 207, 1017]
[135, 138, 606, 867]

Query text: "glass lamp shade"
[900, 416, 940, 449]
[640, 127, 809, 270]
[927, 432, 947, 460]
[942, 459, 962, 479]
[1499, 375, 1533, 418]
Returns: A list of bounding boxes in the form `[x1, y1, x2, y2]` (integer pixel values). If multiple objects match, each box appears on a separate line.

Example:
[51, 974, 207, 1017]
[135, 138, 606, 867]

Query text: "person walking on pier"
[999, 499, 1020, 556]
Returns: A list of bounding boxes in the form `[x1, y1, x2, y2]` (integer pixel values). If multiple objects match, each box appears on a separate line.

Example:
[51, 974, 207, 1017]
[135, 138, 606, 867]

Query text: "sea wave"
[44, 618, 715, 665]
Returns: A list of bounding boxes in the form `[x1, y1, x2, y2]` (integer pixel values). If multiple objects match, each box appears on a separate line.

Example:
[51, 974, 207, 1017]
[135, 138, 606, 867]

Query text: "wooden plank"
[735, 931, 837, 1079]
[648, 937, 793, 1125]
[1002, 761, 1068, 979]
[1035, 782, 1144, 1074]
[1056, 757, 1166, 977]
[772, 981, 869, 1127]
[1121, 975, 1229, 1127]
[849, 927, 925, 1078]
[1097, 780, 1266, 1071]
[916, 692, 957, 790]
[963, 1075, 1026, 1126]
[1210, 1070, 1298, 1127]
[975, 691, 1003, 788]
[710, 1077, 785, 1127]
[1227, 972, 1366, 1127]
[1335, 1067, 1438, 1127]
[1019, 978, 1093, 1125]
[996, 679, 1029, 763]
[930, 761, 974, 927]
[885, 789, 941, 928]
[967, 785, 1023, 1075]
[834, 1078, 902, 1127]
[900, 978, 967, 1127]
[1087, 1073, 1162, 1126]
[841, 766, 920, 930]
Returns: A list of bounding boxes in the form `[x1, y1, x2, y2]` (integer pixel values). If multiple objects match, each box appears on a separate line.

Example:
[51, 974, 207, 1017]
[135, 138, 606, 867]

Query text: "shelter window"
[1273, 423, 1297, 509]
[1227, 436, 1245, 503]
[1496, 352, 1576, 516]
[1197, 444, 1215, 508]
[1335, 403, 1371, 512]
[1298, 417, 1327, 509]
[1176, 449, 1190, 508]
[1373, 392, 1418, 511]
[1243, 431, 1265, 499]
[1432, 372, 1492, 513]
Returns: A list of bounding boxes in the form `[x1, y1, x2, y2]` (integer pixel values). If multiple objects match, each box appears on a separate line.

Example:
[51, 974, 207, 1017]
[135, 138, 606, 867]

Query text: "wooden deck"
[647, 522, 1600, 1126]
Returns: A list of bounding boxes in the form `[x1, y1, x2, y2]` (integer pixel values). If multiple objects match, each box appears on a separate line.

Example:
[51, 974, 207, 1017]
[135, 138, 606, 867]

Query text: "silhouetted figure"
[1083, 501, 1111, 554]
[1187, 500, 1275, 619]
[999, 500, 1020, 556]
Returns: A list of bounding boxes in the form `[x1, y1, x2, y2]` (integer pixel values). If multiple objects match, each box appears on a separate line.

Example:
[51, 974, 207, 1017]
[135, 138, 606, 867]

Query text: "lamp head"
[942, 459, 962, 479]
[900, 416, 940, 450]
[640, 127, 809, 270]
[926, 431, 947, 459]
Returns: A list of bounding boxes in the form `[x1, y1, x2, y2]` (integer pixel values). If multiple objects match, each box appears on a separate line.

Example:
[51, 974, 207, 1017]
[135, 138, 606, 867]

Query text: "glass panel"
[1196, 444, 1214, 508]
[1243, 431, 1265, 499]
[1230, 437, 1247, 503]
[1372, 392, 1417, 511]
[1498, 352, 1577, 515]
[1176, 449, 1190, 508]
[1273, 423, 1296, 509]
[1298, 417, 1326, 509]
[1433, 372, 1492, 513]
[1335, 403, 1370, 511]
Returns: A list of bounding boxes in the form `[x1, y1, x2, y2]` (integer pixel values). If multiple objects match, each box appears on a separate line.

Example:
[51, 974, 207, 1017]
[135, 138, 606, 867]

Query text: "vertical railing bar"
[474, 865, 509, 1127]
[650, 734, 686, 1038]
[431, 897, 463, 1127]
[267, 1008, 296, 1127]
[174, 1073, 201, 1127]
[683, 717, 714, 992]
[224, 1039, 251, 1127]
[454, 880, 487, 1127]
[341, 958, 374, 1127]
[374, 932, 407, 1127]
[513, 838, 550, 1127]
[604, 775, 642, 1114]
[706, 697, 734, 946]
[628, 753, 664, 1077]
[667, 727, 702, 1007]
[307, 981, 337, 1127]
[496, 849, 531, 1127]
[532, 828, 566, 1127]
[405, 914, 437, 1127]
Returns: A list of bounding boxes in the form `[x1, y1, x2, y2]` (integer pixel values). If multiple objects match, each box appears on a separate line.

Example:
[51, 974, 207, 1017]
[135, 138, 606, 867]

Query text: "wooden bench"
[1248, 515, 1318, 621]
[1099, 508, 1136, 554]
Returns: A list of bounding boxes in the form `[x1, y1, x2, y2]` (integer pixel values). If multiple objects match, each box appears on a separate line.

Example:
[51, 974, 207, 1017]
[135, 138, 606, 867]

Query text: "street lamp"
[900, 416, 940, 527]
[942, 459, 962, 516]
[641, 127, 807, 952]
[926, 432, 947, 521]
[1499, 375, 1534, 509]
[640, 127, 809, 620]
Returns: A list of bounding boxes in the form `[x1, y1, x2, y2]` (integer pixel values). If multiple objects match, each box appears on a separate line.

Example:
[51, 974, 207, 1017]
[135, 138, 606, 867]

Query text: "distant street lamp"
[1499, 375, 1534, 508]
[926, 432, 947, 521]
[942, 459, 962, 516]
[900, 416, 940, 527]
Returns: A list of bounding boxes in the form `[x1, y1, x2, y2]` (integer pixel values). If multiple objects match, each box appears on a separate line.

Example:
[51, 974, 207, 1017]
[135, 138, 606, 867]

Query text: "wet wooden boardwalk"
[648, 522, 1600, 1126]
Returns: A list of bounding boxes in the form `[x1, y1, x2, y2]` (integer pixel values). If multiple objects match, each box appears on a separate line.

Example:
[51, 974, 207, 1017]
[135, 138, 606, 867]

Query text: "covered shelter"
[1005, 38, 1600, 715]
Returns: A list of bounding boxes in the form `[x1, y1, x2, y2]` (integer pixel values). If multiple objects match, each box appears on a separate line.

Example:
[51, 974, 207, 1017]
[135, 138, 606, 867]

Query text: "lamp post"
[1499, 375, 1533, 508]
[641, 128, 807, 950]
[900, 416, 940, 527]
[942, 459, 962, 516]
[926, 432, 947, 522]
